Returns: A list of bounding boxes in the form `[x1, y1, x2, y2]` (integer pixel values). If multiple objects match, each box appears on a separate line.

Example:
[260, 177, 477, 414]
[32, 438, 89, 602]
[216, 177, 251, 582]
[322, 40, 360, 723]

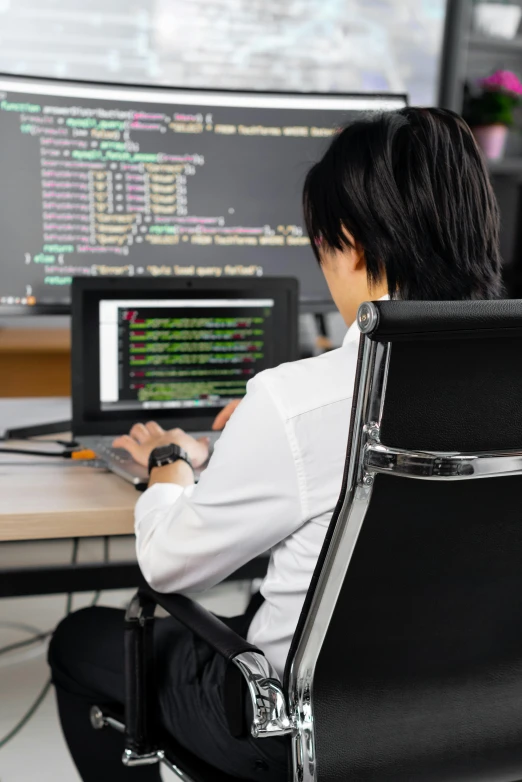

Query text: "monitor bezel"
[0, 71, 408, 315]
[71, 275, 299, 435]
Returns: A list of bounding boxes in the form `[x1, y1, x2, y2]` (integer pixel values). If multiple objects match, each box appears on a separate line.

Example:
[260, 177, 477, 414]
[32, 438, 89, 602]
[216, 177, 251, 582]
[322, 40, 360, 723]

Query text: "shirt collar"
[343, 294, 390, 347]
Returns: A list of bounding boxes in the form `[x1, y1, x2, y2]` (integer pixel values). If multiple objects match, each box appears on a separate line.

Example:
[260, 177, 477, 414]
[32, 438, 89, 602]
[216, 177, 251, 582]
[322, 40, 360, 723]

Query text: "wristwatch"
[148, 444, 193, 476]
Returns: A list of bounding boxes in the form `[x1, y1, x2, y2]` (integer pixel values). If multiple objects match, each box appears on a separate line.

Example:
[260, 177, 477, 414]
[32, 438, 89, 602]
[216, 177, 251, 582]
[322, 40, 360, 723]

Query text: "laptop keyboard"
[95, 443, 135, 464]
[81, 433, 219, 487]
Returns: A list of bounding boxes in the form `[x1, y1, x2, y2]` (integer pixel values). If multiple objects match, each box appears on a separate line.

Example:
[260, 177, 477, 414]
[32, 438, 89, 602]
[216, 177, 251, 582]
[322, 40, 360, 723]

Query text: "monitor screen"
[99, 297, 276, 414]
[72, 276, 298, 435]
[0, 75, 407, 311]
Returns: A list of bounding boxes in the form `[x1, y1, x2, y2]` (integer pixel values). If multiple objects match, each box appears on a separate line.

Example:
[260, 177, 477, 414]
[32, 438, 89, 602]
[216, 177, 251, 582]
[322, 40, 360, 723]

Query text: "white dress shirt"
[135, 316, 364, 677]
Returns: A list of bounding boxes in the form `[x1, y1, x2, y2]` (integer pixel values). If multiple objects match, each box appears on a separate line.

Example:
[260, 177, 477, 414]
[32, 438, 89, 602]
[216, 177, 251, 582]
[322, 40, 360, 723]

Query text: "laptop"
[71, 276, 299, 488]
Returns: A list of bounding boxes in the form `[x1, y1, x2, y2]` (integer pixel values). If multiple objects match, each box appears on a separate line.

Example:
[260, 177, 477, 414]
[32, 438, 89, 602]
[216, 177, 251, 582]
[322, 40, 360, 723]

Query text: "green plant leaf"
[463, 89, 520, 127]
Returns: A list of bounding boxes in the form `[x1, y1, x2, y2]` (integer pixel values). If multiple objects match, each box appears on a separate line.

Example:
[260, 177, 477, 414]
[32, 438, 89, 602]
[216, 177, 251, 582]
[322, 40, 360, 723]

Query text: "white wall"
[0, 0, 447, 105]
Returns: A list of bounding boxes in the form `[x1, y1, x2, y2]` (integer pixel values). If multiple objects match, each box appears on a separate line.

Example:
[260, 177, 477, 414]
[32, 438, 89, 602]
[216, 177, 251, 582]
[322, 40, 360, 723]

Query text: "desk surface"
[0, 397, 136, 542]
[0, 462, 137, 542]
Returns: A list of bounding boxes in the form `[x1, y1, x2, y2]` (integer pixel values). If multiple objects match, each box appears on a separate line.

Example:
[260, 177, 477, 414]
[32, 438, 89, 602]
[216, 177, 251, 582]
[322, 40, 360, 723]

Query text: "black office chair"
[92, 299, 522, 781]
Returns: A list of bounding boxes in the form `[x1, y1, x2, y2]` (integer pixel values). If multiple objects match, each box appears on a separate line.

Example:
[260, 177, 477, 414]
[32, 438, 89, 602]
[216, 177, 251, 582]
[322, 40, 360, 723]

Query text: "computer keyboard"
[96, 443, 136, 465]
[80, 433, 219, 488]
[82, 438, 149, 485]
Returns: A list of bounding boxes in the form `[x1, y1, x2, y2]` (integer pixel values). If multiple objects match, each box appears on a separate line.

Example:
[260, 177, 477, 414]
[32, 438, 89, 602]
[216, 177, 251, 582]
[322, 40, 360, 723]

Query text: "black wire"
[22, 438, 77, 448]
[0, 536, 114, 750]
[0, 437, 78, 448]
[0, 632, 51, 658]
[0, 679, 52, 750]
[0, 537, 81, 660]
[0, 537, 82, 752]
[0, 447, 68, 458]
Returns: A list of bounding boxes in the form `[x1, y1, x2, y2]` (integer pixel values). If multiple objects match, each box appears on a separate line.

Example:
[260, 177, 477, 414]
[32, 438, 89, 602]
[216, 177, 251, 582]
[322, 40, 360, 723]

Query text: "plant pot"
[473, 3, 522, 39]
[472, 124, 509, 160]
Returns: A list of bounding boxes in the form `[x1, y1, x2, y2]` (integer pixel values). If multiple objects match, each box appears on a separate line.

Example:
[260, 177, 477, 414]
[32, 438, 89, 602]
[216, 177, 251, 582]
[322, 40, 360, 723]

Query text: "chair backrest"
[286, 300, 522, 782]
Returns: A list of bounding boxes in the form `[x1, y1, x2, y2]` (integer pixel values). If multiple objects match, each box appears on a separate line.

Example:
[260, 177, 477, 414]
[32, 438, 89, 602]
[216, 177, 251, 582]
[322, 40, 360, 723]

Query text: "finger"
[212, 411, 226, 431]
[145, 421, 164, 437]
[130, 423, 150, 444]
[212, 399, 241, 430]
[112, 435, 142, 460]
[212, 405, 233, 431]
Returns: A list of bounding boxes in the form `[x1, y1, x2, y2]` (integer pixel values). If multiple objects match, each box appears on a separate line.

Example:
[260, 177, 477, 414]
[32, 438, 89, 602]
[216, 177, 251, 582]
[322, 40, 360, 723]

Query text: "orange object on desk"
[0, 328, 71, 397]
[70, 449, 97, 460]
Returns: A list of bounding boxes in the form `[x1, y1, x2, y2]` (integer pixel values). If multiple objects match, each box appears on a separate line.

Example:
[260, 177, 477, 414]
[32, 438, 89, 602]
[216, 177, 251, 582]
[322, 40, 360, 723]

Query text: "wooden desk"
[0, 328, 71, 397]
[0, 398, 268, 597]
[0, 450, 143, 597]
[0, 461, 136, 542]
[0, 396, 135, 542]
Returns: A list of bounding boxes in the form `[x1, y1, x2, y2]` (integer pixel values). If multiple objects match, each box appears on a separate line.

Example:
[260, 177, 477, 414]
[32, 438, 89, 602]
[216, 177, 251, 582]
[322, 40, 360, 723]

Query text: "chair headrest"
[357, 299, 522, 341]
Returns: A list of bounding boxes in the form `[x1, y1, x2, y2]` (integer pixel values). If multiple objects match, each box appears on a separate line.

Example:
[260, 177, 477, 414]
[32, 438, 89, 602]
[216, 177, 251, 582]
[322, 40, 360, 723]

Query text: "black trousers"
[47, 605, 287, 782]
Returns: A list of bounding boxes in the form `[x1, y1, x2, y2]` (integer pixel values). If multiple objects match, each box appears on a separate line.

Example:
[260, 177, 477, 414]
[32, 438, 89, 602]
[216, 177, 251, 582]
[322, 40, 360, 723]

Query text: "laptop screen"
[99, 297, 275, 414]
[72, 276, 298, 435]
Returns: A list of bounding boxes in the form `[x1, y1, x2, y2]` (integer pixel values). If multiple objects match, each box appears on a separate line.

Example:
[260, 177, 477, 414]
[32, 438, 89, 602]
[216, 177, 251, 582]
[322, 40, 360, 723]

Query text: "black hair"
[303, 107, 503, 300]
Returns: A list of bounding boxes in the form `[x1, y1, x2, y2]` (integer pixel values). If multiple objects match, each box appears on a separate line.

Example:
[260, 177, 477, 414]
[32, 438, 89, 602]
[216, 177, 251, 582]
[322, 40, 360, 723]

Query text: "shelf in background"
[0, 329, 70, 397]
[468, 34, 522, 53]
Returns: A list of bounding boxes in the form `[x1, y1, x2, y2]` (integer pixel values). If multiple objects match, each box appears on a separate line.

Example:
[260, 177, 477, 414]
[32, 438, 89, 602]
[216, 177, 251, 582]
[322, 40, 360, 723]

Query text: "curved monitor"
[0, 74, 407, 313]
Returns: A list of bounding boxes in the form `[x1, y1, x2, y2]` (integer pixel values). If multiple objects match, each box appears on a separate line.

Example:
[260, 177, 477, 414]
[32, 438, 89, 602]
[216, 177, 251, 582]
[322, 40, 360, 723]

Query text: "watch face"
[154, 444, 179, 460]
[148, 443, 190, 475]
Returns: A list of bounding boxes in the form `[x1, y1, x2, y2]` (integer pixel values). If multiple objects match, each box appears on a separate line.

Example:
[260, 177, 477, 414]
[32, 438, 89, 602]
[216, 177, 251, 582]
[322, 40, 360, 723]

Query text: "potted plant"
[463, 70, 522, 160]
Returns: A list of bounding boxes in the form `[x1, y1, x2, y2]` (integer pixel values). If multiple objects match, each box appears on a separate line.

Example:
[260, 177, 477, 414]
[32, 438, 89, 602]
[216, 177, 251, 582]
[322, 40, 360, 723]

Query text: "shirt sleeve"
[134, 374, 306, 593]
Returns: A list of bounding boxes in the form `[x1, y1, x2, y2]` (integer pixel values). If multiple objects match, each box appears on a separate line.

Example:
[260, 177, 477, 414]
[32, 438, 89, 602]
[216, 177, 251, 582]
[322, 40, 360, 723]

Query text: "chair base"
[91, 705, 252, 782]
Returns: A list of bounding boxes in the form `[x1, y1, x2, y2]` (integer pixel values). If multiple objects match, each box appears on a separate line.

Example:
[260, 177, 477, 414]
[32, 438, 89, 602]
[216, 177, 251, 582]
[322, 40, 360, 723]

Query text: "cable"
[0, 535, 112, 747]
[0, 620, 47, 637]
[0, 679, 52, 750]
[0, 447, 66, 457]
[0, 447, 95, 459]
[0, 632, 50, 659]
[0, 437, 79, 448]
[0, 537, 81, 751]
[0, 621, 52, 670]
[0, 537, 105, 647]
[0, 533, 82, 661]
[0, 622, 51, 665]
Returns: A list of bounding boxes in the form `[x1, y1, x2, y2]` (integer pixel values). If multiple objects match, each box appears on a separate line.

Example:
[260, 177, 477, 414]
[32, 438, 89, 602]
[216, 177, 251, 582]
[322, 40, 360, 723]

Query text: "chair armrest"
[232, 651, 294, 738]
[138, 584, 260, 661]
[137, 585, 294, 739]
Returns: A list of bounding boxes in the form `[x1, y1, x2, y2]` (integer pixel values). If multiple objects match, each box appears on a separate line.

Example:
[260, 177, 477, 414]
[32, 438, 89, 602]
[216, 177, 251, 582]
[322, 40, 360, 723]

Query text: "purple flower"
[480, 70, 522, 95]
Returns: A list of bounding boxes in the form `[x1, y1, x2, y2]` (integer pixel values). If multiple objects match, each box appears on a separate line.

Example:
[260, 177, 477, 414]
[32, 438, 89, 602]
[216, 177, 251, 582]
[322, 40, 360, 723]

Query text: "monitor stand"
[314, 313, 333, 352]
[4, 420, 73, 440]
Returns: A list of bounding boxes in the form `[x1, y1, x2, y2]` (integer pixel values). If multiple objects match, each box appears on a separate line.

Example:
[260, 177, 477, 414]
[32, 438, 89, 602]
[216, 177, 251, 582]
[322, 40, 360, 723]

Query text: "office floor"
[0, 581, 251, 781]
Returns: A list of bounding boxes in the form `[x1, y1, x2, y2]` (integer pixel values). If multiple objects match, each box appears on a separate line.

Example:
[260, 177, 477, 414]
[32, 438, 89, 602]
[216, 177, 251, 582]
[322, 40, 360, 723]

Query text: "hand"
[113, 421, 210, 469]
[212, 399, 242, 431]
